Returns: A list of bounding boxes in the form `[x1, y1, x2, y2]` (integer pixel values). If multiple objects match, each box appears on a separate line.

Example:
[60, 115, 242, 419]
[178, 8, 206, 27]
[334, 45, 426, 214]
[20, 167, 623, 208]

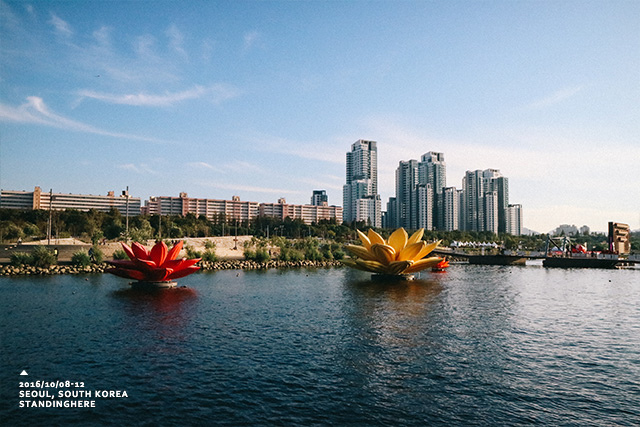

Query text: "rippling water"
[1, 265, 639, 425]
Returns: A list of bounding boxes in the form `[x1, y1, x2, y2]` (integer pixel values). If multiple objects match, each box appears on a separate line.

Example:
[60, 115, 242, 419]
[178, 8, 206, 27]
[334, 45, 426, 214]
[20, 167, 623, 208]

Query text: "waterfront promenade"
[0, 236, 255, 264]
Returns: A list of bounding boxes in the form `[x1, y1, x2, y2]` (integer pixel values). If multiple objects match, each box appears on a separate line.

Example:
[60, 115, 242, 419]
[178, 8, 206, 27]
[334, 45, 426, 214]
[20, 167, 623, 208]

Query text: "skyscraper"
[418, 152, 446, 230]
[506, 204, 523, 235]
[442, 186, 459, 231]
[463, 170, 484, 232]
[491, 176, 509, 233]
[463, 169, 509, 233]
[395, 159, 419, 229]
[343, 140, 382, 227]
[311, 190, 328, 206]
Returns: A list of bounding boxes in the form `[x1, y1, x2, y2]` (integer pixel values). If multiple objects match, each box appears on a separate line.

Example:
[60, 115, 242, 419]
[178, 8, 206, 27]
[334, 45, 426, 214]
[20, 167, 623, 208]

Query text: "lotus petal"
[387, 260, 413, 275]
[345, 244, 378, 261]
[355, 258, 387, 273]
[341, 258, 372, 272]
[105, 259, 137, 269]
[142, 267, 171, 282]
[150, 241, 168, 267]
[132, 242, 150, 260]
[403, 257, 443, 273]
[121, 242, 136, 261]
[106, 268, 146, 281]
[367, 229, 386, 246]
[388, 228, 408, 253]
[167, 240, 183, 261]
[164, 258, 200, 270]
[356, 229, 372, 250]
[415, 240, 441, 260]
[398, 241, 426, 261]
[167, 265, 201, 280]
[133, 258, 157, 270]
[371, 244, 396, 265]
[407, 228, 425, 246]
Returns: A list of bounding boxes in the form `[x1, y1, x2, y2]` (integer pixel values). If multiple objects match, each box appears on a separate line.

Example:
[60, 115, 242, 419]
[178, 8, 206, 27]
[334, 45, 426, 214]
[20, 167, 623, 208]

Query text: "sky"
[1, 0, 638, 234]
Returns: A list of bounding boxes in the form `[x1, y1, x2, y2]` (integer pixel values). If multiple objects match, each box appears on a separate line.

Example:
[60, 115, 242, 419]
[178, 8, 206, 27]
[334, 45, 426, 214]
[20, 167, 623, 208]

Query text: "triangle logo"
[20, 370, 28, 376]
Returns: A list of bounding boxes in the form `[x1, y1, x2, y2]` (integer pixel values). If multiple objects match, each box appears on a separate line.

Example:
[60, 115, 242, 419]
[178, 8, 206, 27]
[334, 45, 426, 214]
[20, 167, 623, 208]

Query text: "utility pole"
[234, 220, 238, 250]
[125, 186, 129, 236]
[47, 189, 53, 245]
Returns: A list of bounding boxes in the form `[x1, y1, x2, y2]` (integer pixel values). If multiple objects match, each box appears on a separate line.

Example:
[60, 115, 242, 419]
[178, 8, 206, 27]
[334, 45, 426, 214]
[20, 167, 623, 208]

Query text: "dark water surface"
[1, 265, 639, 426]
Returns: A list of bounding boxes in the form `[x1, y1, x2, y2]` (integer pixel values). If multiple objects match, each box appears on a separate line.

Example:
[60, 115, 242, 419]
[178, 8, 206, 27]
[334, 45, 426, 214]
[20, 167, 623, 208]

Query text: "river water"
[1, 264, 639, 426]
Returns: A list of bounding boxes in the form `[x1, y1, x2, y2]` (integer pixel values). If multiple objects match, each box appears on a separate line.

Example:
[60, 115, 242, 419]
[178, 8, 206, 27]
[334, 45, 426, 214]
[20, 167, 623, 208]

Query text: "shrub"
[185, 245, 202, 259]
[71, 251, 91, 267]
[304, 246, 323, 261]
[31, 246, 56, 268]
[279, 248, 304, 262]
[243, 249, 255, 260]
[10, 252, 32, 266]
[204, 240, 216, 250]
[112, 249, 127, 260]
[244, 248, 270, 262]
[254, 248, 270, 262]
[332, 248, 345, 260]
[90, 246, 104, 263]
[202, 249, 217, 262]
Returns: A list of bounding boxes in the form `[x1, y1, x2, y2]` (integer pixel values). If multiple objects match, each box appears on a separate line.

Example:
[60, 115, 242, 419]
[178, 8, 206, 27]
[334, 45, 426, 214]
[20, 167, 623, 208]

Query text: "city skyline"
[1, 1, 638, 233]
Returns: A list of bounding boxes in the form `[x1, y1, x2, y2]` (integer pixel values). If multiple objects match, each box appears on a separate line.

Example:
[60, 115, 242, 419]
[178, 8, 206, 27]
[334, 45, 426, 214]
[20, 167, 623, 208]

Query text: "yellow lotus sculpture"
[342, 228, 442, 275]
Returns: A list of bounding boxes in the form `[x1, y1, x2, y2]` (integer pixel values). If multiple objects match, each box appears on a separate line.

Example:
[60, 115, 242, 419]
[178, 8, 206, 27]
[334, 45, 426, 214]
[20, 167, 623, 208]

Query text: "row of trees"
[2, 208, 637, 252]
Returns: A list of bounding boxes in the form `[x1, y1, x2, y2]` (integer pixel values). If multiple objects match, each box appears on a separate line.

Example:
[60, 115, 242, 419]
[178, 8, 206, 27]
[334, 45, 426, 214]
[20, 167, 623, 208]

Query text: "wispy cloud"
[78, 84, 240, 107]
[92, 26, 112, 47]
[49, 13, 73, 37]
[203, 182, 301, 195]
[133, 34, 156, 57]
[0, 97, 170, 143]
[118, 163, 158, 174]
[243, 30, 260, 50]
[526, 86, 584, 110]
[166, 24, 187, 59]
[187, 161, 217, 170]
[245, 134, 344, 164]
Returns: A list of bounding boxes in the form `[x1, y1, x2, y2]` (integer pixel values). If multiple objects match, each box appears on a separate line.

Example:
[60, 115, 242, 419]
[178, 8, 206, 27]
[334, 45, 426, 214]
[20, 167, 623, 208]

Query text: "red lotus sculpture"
[432, 257, 450, 272]
[106, 240, 200, 286]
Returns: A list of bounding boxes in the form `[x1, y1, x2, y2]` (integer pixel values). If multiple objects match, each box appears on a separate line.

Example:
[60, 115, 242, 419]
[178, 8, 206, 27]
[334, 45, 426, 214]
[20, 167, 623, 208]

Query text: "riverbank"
[0, 259, 343, 276]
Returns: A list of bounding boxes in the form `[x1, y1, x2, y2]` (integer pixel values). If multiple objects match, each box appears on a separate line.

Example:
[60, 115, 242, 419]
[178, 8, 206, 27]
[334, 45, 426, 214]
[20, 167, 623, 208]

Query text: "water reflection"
[110, 286, 198, 354]
[338, 272, 444, 400]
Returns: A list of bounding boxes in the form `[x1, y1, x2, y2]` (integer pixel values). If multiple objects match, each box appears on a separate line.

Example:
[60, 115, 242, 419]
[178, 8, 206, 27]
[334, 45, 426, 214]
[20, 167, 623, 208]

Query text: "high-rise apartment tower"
[343, 140, 382, 227]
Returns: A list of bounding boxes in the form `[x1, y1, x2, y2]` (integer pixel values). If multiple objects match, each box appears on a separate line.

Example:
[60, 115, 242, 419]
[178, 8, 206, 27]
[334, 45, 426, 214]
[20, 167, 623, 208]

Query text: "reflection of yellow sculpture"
[342, 228, 442, 275]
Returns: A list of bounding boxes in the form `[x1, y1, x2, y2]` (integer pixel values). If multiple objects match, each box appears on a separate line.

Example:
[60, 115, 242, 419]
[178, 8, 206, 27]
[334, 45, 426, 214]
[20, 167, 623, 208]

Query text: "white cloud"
[526, 86, 584, 110]
[166, 24, 187, 59]
[201, 39, 214, 62]
[202, 182, 301, 195]
[187, 161, 217, 170]
[49, 13, 73, 37]
[297, 176, 343, 191]
[78, 84, 240, 107]
[0, 97, 170, 143]
[118, 163, 158, 175]
[92, 26, 112, 47]
[243, 30, 260, 50]
[244, 133, 344, 164]
[134, 34, 156, 57]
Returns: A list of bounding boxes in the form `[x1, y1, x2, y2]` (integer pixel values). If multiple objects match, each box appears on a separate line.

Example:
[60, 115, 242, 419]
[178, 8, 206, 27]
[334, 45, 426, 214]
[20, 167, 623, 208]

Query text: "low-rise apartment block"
[0, 186, 140, 215]
[142, 193, 342, 225]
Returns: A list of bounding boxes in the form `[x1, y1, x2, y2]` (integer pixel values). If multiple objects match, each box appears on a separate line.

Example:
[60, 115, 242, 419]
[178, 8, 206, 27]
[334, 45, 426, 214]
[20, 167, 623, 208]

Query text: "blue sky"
[1, 0, 638, 233]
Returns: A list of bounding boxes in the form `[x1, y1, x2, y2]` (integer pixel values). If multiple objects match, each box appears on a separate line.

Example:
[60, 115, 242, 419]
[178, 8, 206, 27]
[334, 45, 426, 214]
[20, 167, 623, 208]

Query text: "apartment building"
[0, 186, 140, 215]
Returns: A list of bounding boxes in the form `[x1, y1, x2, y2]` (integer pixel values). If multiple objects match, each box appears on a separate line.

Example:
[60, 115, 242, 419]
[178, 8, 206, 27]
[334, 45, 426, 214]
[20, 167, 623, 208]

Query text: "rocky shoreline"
[0, 259, 344, 277]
